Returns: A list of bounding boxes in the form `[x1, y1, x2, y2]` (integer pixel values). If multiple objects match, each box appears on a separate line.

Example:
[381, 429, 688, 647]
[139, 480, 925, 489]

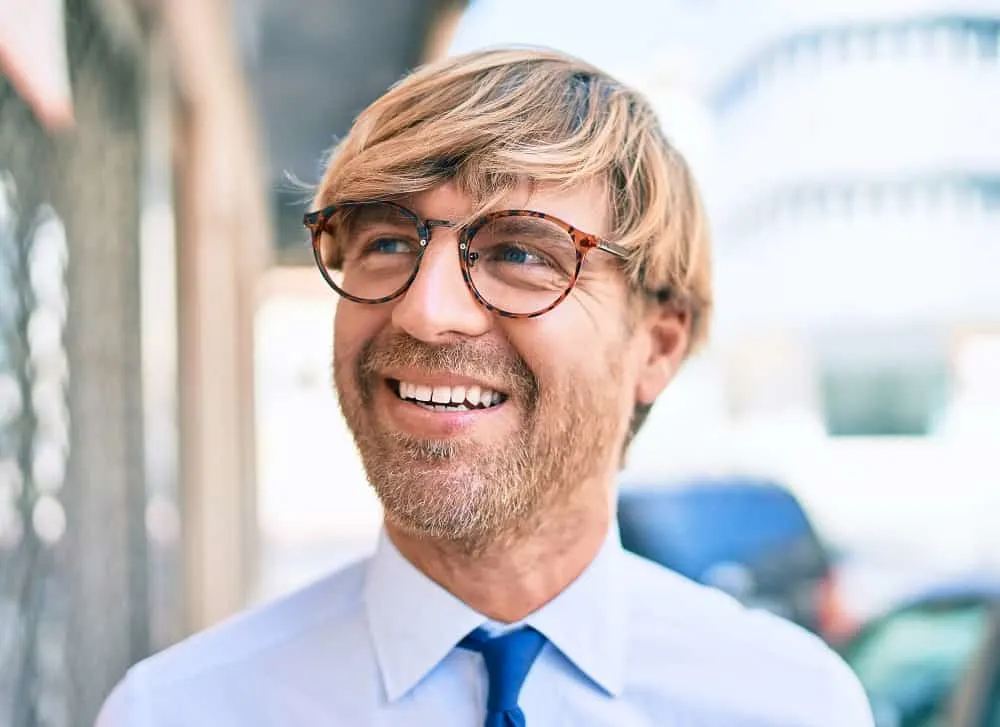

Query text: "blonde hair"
[314, 46, 713, 351]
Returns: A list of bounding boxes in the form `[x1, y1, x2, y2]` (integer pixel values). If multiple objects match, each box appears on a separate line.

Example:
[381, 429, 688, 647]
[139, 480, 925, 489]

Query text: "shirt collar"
[523, 524, 626, 697]
[363, 525, 627, 702]
[364, 530, 485, 702]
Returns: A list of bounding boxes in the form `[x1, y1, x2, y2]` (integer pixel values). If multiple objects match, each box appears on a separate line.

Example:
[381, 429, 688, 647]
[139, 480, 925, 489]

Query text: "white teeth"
[396, 379, 504, 408]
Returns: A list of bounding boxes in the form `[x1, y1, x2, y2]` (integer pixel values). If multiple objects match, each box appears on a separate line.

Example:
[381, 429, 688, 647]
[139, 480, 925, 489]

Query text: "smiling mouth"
[387, 378, 508, 412]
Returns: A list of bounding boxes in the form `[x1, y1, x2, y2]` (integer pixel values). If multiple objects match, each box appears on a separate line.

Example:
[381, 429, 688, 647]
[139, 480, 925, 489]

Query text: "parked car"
[617, 477, 834, 634]
[840, 577, 1000, 727]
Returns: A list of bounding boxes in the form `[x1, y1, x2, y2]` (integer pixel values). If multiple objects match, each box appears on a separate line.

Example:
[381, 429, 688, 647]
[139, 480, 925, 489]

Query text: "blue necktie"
[459, 626, 547, 727]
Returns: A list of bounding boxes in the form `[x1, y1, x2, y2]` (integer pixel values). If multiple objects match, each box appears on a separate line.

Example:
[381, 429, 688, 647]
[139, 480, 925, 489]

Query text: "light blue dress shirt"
[97, 526, 875, 726]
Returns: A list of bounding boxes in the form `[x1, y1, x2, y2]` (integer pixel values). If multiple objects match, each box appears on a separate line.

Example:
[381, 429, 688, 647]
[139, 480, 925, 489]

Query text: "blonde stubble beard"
[333, 335, 625, 557]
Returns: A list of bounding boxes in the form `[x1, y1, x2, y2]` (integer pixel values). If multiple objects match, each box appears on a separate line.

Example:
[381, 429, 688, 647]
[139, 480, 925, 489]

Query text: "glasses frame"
[303, 200, 631, 318]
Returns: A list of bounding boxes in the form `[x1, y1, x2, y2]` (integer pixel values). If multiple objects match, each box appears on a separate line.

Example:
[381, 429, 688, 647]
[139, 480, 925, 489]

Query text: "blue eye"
[368, 237, 414, 255]
[497, 244, 543, 265]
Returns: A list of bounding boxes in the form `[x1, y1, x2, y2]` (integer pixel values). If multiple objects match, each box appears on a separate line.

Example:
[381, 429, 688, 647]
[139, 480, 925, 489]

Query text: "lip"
[377, 377, 513, 438]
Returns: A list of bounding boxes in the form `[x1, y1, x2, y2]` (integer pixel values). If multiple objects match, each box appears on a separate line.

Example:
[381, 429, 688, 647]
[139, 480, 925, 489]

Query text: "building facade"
[697, 4, 1000, 443]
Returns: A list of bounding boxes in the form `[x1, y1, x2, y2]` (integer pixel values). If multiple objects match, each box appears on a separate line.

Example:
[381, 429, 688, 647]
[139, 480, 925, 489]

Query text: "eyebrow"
[484, 217, 567, 237]
[343, 207, 417, 227]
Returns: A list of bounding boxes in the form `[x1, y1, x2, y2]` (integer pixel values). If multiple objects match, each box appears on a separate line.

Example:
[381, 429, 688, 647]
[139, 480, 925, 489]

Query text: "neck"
[385, 491, 612, 623]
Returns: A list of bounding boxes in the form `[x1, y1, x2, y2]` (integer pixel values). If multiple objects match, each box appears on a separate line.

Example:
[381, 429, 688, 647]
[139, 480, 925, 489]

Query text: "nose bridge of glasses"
[413, 218, 468, 282]
[424, 218, 457, 228]
[395, 216, 488, 332]
[421, 217, 459, 241]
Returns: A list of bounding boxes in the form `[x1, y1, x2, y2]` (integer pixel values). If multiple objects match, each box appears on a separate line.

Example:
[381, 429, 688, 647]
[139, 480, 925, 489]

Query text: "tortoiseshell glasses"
[302, 201, 630, 318]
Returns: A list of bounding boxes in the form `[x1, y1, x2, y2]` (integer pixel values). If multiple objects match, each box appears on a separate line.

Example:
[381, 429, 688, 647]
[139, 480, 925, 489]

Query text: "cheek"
[509, 314, 631, 405]
[333, 305, 382, 367]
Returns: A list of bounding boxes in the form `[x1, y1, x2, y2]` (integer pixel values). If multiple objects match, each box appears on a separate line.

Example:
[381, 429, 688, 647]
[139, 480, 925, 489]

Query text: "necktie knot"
[460, 626, 546, 722]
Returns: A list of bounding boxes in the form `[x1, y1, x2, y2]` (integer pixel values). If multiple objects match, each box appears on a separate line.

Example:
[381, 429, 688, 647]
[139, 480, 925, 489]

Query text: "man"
[98, 48, 874, 726]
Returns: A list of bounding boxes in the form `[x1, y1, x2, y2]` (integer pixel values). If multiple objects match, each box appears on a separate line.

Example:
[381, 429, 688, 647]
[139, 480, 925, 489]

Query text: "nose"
[390, 227, 493, 344]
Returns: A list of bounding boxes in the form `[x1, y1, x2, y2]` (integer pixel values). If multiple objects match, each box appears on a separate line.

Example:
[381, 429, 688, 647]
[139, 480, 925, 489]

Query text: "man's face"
[332, 181, 668, 549]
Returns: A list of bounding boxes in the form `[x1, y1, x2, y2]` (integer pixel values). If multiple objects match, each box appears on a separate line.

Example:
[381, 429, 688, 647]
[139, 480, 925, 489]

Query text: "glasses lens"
[466, 215, 580, 315]
[317, 202, 421, 301]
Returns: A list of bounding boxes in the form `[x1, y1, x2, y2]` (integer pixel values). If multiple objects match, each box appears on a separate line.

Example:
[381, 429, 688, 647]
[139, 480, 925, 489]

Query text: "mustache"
[357, 332, 537, 403]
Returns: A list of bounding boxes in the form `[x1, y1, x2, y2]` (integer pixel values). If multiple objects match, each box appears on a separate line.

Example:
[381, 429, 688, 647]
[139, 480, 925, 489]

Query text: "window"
[819, 358, 950, 437]
[811, 328, 951, 437]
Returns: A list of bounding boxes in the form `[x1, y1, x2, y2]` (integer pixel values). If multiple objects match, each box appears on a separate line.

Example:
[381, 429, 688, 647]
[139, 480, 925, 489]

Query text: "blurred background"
[1, 0, 999, 725]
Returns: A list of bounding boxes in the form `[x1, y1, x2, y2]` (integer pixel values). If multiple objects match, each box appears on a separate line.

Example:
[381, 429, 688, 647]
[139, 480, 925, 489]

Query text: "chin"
[374, 462, 535, 543]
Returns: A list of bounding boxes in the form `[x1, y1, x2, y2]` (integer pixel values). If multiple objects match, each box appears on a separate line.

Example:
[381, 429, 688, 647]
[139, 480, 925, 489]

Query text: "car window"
[845, 601, 991, 727]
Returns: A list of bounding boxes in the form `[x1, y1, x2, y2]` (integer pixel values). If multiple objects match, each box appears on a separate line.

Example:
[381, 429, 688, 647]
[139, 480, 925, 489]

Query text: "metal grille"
[0, 0, 161, 724]
[0, 113, 73, 727]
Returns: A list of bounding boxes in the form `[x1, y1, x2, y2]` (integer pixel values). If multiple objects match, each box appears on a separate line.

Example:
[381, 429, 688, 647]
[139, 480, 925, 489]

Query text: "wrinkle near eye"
[569, 283, 611, 332]
[569, 263, 633, 333]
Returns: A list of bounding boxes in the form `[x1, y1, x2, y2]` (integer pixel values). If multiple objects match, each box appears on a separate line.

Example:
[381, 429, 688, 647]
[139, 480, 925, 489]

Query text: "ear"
[634, 305, 690, 406]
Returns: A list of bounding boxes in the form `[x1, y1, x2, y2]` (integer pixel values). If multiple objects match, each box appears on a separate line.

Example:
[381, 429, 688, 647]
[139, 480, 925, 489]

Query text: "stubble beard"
[334, 332, 623, 555]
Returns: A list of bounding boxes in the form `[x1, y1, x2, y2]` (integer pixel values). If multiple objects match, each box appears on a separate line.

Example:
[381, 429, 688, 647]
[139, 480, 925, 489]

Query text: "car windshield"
[845, 599, 992, 727]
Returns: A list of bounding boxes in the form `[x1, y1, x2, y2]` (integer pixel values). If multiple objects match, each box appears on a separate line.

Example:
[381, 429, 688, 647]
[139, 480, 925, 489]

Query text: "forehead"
[400, 179, 611, 237]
